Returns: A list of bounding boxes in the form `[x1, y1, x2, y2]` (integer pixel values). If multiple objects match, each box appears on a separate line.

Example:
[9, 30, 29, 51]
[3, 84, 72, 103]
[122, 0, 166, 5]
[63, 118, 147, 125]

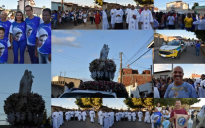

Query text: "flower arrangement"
[79, 81, 127, 94]
[89, 59, 116, 81]
[4, 92, 45, 127]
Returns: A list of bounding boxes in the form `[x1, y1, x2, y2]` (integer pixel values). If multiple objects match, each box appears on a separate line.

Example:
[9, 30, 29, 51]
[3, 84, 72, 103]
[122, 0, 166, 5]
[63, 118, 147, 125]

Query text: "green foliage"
[192, 2, 199, 10]
[124, 98, 153, 109]
[134, 0, 154, 5]
[194, 30, 205, 41]
[75, 98, 103, 109]
[154, 98, 200, 106]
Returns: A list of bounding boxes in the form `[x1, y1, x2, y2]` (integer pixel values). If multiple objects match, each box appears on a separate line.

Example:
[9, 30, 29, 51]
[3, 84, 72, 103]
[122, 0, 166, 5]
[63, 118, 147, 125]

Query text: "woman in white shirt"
[167, 13, 175, 29]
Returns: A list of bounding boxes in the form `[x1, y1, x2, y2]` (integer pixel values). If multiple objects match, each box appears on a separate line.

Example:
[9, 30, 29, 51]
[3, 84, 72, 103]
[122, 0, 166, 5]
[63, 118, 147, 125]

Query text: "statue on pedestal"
[100, 44, 109, 60]
[19, 69, 34, 94]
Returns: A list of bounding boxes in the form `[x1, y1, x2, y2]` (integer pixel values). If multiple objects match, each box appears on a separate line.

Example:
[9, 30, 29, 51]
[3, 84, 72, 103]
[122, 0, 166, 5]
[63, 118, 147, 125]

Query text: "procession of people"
[51, 9, 102, 29]
[152, 101, 205, 128]
[0, 5, 51, 64]
[103, 4, 154, 30]
[154, 66, 205, 98]
[153, 11, 205, 30]
[52, 108, 152, 128]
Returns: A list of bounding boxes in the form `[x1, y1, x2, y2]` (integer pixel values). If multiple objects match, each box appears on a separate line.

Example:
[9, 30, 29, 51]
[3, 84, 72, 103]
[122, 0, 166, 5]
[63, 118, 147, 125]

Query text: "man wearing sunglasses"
[164, 66, 197, 98]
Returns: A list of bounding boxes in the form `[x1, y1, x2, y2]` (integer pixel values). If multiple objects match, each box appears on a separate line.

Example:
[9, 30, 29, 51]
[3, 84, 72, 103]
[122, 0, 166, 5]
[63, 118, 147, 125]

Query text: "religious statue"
[19, 69, 34, 94]
[100, 44, 109, 60]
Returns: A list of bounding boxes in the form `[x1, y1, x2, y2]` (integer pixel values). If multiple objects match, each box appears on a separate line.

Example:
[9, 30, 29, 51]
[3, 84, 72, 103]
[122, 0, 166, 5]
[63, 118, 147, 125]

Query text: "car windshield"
[60, 93, 115, 98]
[167, 40, 180, 46]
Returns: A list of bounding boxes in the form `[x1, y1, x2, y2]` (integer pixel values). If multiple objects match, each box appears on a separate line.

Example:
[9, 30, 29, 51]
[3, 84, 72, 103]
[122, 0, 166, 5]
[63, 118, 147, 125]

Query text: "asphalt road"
[53, 20, 102, 30]
[59, 117, 151, 128]
[154, 46, 205, 63]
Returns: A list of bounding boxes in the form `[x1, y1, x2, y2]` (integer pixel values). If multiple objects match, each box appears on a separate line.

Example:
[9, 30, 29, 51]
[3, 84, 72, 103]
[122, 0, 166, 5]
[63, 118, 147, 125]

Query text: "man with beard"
[170, 100, 190, 128]
[164, 66, 197, 98]
[114, 5, 124, 29]
[126, 5, 140, 30]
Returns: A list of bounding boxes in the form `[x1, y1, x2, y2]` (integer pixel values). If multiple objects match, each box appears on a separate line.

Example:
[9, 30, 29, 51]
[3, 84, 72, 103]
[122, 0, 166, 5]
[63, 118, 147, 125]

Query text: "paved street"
[59, 117, 151, 128]
[154, 46, 205, 63]
[7, 48, 31, 64]
[53, 20, 102, 30]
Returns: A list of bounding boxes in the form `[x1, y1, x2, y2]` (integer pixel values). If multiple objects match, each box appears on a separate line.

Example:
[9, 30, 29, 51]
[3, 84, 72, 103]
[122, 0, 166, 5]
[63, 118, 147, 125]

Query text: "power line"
[53, 51, 88, 64]
[129, 48, 152, 66]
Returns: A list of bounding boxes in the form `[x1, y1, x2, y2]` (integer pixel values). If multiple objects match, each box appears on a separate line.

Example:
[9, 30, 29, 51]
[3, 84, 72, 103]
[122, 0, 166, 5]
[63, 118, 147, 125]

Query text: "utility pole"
[64, 71, 66, 84]
[23, 0, 26, 15]
[61, 0, 64, 11]
[120, 52, 123, 84]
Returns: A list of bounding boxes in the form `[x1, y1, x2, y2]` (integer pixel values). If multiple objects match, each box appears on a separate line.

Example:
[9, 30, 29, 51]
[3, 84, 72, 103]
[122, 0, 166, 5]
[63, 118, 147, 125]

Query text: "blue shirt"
[196, 43, 201, 48]
[0, 20, 11, 39]
[0, 37, 10, 63]
[153, 112, 162, 123]
[36, 23, 51, 54]
[164, 82, 198, 98]
[25, 16, 42, 46]
[10, 21, 26, 42]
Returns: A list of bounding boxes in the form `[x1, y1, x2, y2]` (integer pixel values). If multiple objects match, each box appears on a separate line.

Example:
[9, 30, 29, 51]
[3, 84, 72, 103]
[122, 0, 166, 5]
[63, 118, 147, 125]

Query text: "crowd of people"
[154, 66, 205, 98]
[0, 5, 51, 64]
[152, 102, 205, 128]
[52, 108, 152, 128]
[153, 11, 205, 30]
[51, 9, 102, 29]
[103, 4, 154, 30]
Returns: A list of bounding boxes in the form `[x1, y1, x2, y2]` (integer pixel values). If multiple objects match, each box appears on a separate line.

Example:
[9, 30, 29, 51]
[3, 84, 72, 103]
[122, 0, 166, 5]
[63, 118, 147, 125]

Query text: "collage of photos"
[0, 0, 205, 128]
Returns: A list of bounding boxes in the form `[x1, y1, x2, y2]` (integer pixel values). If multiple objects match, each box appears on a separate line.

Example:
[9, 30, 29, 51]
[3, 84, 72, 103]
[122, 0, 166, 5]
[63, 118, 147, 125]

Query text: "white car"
[59, 89, 117, 98]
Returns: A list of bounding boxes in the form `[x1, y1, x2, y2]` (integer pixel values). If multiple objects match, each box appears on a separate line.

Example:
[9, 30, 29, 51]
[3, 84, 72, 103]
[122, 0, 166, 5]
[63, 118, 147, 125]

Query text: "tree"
[154, 98, 200, 107]
[94, 0, 103, 6]
[75, 98, 103, 109]
[124, 98, 153, 109]
[192, 2, 199, 10]
[133, 0, 154, 5]
[194, 30, 205, 41]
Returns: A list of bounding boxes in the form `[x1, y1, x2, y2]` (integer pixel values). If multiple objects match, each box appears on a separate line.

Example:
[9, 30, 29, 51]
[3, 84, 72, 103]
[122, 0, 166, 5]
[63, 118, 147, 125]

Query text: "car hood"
[159, 45, 179, 51]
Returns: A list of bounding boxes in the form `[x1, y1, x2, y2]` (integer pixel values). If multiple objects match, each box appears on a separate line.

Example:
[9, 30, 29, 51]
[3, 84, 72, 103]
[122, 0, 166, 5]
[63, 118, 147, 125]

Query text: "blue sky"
[52, 30, 153, 82]
[103, 98, 128, 110]
[104, 0, 137, 6]
[154, 64, 205, 78]
[52, 98, 78, 109]
[155, 0, 205, 10]
[156, 30, 197, 40]
[0, 0, 51, 9]
[0, 65, 51, 125]
[51, 98, 128, 110]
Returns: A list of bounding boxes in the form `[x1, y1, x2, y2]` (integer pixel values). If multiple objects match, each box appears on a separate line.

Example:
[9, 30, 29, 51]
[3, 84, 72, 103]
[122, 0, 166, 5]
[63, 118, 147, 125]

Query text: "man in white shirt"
[125, 4, 131, 28]
[110, 6, 116, 29]
[98, 109, 103, 125]
[126, 5, 140, 30]
[114, 5, 124, 29]
[196, 105, 205, 128]
[89, 109, 95, 123]
[82, 111, 87, 121]
[102, 10, 110, 30]
[140, 5, 153, 30]
[52, 108, 59, 128]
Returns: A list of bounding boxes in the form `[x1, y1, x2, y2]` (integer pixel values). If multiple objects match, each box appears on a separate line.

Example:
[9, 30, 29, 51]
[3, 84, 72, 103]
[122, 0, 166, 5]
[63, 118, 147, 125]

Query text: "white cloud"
[52, 36, 82, 48]
[194, 64, 205, 67]
[154, 64, 172, 72]
[142, 54, 152, 59]
[78, 77, 93, 82]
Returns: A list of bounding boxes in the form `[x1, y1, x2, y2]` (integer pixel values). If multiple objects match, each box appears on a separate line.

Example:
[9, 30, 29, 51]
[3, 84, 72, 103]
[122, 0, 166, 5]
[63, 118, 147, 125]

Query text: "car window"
[60, 93, 115, 98]
[167, 40, 180, 46]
